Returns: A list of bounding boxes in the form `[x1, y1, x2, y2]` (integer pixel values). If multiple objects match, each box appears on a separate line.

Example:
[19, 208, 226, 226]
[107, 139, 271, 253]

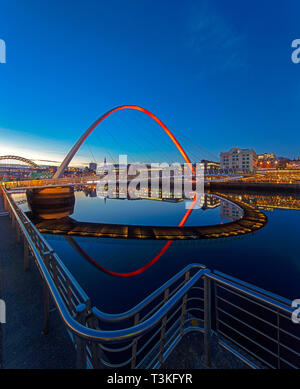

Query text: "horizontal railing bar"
[279, 342, 300, 358]
[186, 307, 204, 314]
[137, 317, 189, 369]
[165, 305, 182, 325]
[213, 270, 292, 306]
[218, 338, 259, 369]
[218, 320, 279, 359]
[187, 296, 204, 303]
[3, 184, 299, 370]
[92, 264, 206, 322]
[215, 281, 289, 315]
[136, 326, 162, 359]
[217, 307, 278, 344]
[216, 295, 278, 329]
[161, 319, 182, 355]
[5, 191, 89, 305]
[278, 310, 297, 321]
[279, 327, 300, 342]
[278, 356, 298, 369]
[100, 354, 134, 369]
[218, 330, 275, 369]
[191, 286, 204, 291]
[99, 341, 134, 353]
[216, 283, 278, 315]
[153, 326, 204, 369]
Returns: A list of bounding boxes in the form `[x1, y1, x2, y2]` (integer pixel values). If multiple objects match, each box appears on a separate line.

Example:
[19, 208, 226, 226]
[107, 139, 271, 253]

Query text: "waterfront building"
[220, 147, 257, 171]
[286, 159, 300, 169]
[257, 153, 278, 169]
[89, 162, 97, 172]
[201, 159, 220, 170]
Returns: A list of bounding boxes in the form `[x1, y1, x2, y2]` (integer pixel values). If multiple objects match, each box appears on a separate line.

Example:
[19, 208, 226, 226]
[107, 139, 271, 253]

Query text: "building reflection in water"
[24, 184, 300, 223]
[21, 185, 300, 278]
[220, 200, 243, 222]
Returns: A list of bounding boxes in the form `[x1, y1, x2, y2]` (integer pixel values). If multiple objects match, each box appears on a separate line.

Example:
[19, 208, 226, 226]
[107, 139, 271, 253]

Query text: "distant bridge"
[0, 155, 39, 168]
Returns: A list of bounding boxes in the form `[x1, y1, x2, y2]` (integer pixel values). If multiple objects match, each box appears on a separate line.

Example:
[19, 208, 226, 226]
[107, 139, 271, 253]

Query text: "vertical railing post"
[214, 282, 219, 340]
[158, 288, 169, 366]
[75, 303, 87, 369]
[180, 271, 190, 336]
[204, 274, 212, 367]
[86, 314, 103, 368]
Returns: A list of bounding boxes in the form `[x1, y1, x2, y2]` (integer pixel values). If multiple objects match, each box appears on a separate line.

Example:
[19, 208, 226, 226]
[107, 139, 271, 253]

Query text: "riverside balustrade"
[3, 176, 100, 191]
[1, 184, 299, 369]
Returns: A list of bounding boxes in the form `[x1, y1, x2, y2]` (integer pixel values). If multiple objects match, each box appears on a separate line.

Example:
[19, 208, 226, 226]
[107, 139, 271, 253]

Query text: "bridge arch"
[54, 105, 193, 178]
[0, 155, 39, 168]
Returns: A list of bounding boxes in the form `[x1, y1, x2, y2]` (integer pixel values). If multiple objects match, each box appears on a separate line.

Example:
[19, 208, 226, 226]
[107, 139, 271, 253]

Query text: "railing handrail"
[2, 184, 294, 328]
[2, 184, 208, 343]
[3, 175, 100, 191]
[207, 272, 294, 315]
[92, 263, 206, 322]
[3, 187, 90, 303]
[2, 183, 298, 370]
[212, 269, 292, 307]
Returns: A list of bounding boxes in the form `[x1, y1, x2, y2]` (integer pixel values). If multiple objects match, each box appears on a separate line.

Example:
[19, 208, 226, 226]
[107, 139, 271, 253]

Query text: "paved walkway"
[0, 195, 75, 369]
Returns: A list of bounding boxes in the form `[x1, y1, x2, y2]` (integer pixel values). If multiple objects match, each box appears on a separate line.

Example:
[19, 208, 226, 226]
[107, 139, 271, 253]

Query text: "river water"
[13, 188, 300, 314]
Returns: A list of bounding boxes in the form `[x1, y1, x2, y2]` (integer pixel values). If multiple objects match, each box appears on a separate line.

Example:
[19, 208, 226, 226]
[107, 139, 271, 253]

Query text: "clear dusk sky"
[0, 0, 299, 166]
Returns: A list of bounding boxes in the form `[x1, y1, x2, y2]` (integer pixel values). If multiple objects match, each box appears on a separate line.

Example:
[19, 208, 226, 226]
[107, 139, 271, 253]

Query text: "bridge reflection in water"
[26, 187, 267, 241]
[23, 185, 269, 278]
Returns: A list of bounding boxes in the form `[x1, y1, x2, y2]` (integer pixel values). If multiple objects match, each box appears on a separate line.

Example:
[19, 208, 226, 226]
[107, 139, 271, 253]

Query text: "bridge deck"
[33, 193, 267, 240]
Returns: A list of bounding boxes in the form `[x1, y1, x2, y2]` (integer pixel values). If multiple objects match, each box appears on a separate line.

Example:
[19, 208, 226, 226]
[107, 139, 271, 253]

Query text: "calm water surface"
[15, 189, 300, 313]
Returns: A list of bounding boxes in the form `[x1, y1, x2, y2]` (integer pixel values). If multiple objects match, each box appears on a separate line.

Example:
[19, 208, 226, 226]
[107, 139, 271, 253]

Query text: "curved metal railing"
[1, 184, 299, 369]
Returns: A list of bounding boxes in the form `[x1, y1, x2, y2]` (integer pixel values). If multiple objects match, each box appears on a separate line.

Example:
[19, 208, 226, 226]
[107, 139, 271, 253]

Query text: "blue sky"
[0, 0, 299, 166]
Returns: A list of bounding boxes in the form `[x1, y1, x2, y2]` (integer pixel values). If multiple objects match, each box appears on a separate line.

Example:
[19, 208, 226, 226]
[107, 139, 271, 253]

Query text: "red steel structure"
[54, 105, 195, 178]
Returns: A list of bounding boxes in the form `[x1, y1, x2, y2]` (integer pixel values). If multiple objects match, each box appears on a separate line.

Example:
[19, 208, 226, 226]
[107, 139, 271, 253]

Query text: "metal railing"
[3, 176, 100, 191]
[3, 169, 260, 192]
[1, 185, 300, 369]
[210, 271, 300, 369]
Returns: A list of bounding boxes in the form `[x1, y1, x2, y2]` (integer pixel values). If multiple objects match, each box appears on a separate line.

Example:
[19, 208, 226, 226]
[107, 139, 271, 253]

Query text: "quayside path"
[0, 195, 76, 368]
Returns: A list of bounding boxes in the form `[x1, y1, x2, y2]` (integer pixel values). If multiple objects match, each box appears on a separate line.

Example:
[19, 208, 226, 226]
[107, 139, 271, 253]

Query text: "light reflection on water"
[12, 189, 300, 313]
[71, 190, 242, 226]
